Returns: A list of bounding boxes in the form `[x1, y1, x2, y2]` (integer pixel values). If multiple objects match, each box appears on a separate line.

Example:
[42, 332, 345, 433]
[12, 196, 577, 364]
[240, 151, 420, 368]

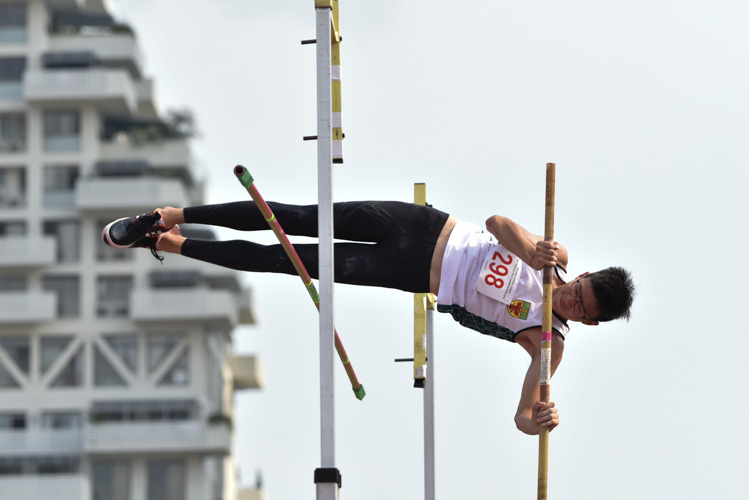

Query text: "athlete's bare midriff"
[429, 215, 457, 294]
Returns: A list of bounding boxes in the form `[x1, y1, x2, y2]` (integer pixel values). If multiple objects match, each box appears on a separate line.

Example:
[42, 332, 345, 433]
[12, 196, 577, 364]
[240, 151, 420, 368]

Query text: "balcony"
[130, 288, 239, 329]
[76, 176, 190, 211]
[135, 78, 158, 118]
[24, 69, 136, 115]
[238, 489, 269, 500]
[84, 420, 230, 456]
[48, 33, 144, 78]
[229, 355, 264, 391]
[237, 287, 255, 325]
[0, 291, 57, 323]
[0, 429, 82, 456]
[0, 475, 90, 500]
[0, 236, 56, 267]
[99, 139, 192, 170]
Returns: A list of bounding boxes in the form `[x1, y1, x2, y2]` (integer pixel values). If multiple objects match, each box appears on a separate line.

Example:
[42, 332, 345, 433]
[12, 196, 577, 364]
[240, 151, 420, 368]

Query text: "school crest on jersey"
[507, 300, 530, 320]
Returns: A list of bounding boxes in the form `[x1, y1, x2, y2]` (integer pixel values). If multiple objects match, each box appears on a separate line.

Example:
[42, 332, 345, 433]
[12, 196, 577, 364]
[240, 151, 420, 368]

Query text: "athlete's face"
[552, 273, 601, 326]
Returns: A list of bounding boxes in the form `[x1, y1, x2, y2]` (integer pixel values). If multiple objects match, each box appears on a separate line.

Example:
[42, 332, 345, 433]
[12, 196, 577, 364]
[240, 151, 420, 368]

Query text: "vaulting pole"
[233, 165, 365, 402]
[537, 163, 556, 499]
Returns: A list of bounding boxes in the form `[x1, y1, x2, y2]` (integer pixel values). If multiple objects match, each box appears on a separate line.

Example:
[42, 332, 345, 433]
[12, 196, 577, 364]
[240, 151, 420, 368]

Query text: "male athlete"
[103, 201, 635, 435]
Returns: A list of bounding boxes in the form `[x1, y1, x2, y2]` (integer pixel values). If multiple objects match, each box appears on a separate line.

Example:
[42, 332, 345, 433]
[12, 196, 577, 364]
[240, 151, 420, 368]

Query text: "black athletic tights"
[180, 201, 450, 293]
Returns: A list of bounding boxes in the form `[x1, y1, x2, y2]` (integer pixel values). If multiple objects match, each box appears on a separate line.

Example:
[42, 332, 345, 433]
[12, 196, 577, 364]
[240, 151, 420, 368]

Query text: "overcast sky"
[113, 1, 748, 498]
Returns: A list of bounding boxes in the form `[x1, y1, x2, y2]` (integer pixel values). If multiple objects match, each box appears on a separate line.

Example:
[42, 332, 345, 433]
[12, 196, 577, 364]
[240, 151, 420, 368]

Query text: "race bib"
[474, 246, 521, 304]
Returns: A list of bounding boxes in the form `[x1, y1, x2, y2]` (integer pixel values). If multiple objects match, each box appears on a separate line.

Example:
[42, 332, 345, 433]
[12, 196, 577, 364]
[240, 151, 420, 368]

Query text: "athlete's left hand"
[534, 400, 559, 431]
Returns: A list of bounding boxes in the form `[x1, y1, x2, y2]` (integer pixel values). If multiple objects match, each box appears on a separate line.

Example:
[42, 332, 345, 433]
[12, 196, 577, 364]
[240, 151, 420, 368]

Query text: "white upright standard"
[314, 2, 340, 500]
[424, 298, 436, 500]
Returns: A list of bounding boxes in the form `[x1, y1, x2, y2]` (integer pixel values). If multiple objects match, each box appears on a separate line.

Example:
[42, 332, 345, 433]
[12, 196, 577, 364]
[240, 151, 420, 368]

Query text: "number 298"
[485, 251, 513, 289]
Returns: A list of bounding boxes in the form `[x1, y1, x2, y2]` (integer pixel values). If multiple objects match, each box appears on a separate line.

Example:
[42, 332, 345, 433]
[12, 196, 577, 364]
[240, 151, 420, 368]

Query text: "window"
[0, 363, 19, 388]
[0, 4, 27, 43]
[93, 461, 131, 500]
[0, 413, 25, 429]
[0, 220, 25, 236]
[148, 460, 185, 500]
[43, 219, 79, 261]
[0, 458, 22, 475]
[0, 167, 26, 207]
[40, 336, 72, 373]
[41, 412, 81, 429]
[0, 114, 26, 152]
[97, 276, 132, 317]
[89, 400, 197, 423]
[42, 275, 80, 317]
[104, 335, 137, 371]
[0, 57, 25, 98]
[0, 457, 78, 475]
[50, 346, 83, 387]
[0, 275, 25, 291]
[43, 110, 80, 152]
[43, 165, 78, 207]
[147, 334, 179, 372]
[94, 345, 126, 387]
[159, 349, 189, 386]
[36, 456, 78, 474]
[0, 337, 28, 388]
[44, 220, 80, 262]
[0, 337, 29, 373]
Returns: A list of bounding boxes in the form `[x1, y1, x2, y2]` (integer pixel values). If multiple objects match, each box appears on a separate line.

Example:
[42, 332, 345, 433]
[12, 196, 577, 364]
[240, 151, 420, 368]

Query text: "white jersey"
[436, 221, 570, 342]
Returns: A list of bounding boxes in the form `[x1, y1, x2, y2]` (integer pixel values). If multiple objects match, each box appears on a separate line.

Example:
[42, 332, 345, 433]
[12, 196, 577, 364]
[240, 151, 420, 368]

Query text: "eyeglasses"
[570, 278, 589, 320]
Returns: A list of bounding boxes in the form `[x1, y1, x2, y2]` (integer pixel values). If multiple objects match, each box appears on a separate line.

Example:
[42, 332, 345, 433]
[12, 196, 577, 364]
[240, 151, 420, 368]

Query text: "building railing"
[84, 420, 231, 456]
[48, 33, 144, 76]
[99, 139, 192, 169]
[135, 78, 157, 117]
[0, 236, 56, 267]
[0, 429, 83, 456]
[130, 288, 239, 328]
[0, 291, 57, 323]
[0, 475, 91, 500]
[24, 69, 136, 113]
[76, 177, 190, 211]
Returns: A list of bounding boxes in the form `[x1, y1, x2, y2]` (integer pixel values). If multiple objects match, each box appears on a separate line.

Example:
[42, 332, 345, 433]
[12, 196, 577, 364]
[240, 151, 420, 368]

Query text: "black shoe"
[102, 211, 165, 249]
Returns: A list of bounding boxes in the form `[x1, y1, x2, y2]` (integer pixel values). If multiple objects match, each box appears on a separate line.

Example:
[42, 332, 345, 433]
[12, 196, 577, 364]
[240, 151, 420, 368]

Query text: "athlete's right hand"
[530, 240, 559, 270]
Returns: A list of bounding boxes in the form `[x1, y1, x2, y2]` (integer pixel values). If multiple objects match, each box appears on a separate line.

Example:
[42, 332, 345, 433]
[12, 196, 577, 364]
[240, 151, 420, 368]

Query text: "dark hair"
[587, 267, 635, 322]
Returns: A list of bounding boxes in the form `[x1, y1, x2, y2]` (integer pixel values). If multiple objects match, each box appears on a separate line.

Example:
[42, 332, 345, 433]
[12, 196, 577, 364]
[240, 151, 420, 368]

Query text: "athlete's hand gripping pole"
[234, 165, 366, 401]
[538, 163, 556, 499]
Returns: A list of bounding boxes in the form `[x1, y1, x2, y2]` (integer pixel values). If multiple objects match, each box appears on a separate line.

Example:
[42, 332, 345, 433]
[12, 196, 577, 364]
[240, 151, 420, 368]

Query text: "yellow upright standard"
[413, 183, 429, 387]
[330, 0, 343, 163]
[538, 163, 556, 499]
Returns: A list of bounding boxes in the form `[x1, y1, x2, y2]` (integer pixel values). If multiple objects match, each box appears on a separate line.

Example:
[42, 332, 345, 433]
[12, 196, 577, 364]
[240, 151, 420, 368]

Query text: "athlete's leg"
[177, 236, 430, 293]
[180, 201, 448, 243]
[148, 201, 449, 292]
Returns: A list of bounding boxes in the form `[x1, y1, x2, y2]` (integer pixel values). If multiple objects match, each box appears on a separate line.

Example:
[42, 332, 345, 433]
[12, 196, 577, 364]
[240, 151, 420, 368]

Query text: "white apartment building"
[0, 1, 265, 499]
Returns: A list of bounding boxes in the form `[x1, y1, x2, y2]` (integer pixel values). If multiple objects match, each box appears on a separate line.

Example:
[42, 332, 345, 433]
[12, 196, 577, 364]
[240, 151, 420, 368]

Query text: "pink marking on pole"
[542, 331, 553, 342]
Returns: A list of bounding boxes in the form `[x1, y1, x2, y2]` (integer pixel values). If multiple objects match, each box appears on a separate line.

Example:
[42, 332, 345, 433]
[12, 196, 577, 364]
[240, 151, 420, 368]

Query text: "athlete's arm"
[485, 215, 568, 270]
[514, 329, 565, 435]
